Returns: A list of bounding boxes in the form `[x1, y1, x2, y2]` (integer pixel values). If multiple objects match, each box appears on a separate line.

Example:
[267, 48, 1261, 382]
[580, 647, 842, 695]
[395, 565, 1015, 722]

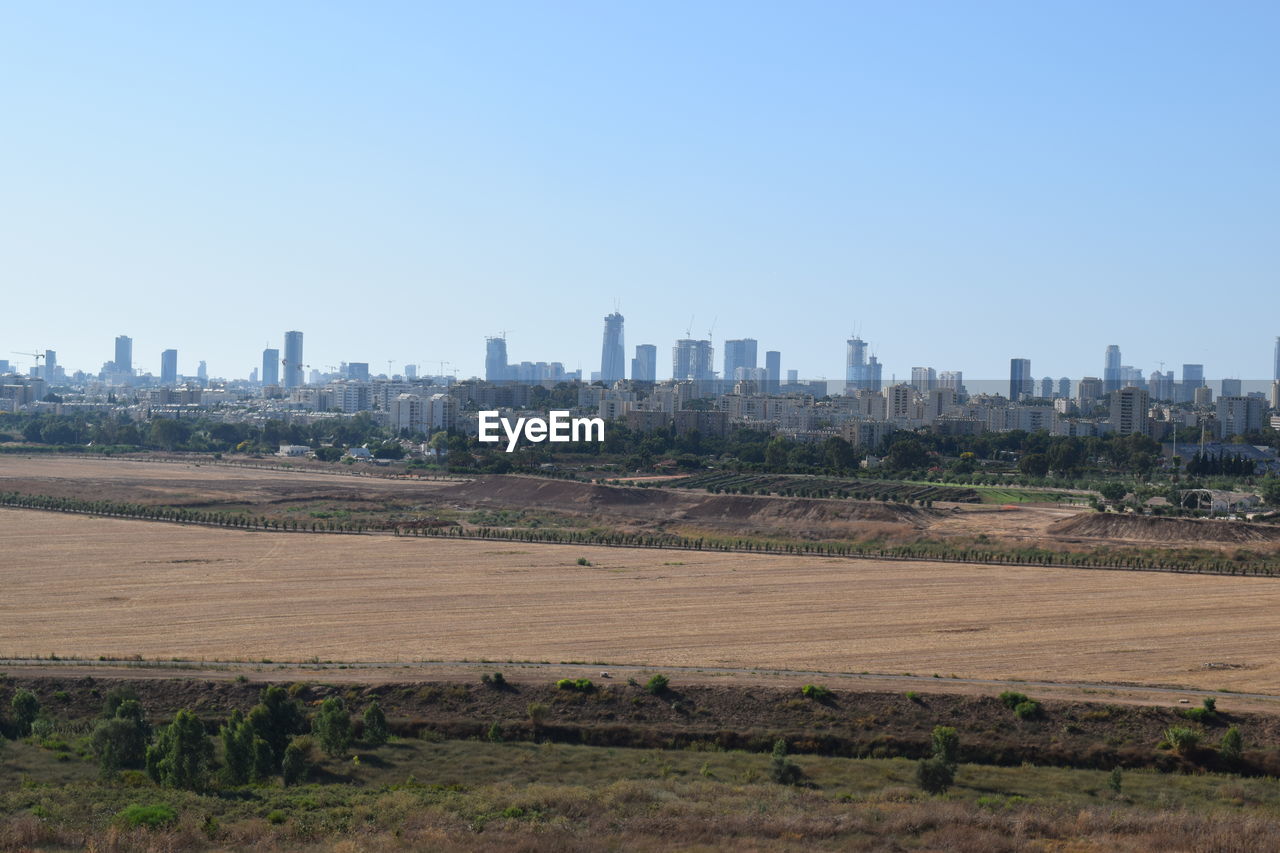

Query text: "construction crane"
[11, 350, 46, 365]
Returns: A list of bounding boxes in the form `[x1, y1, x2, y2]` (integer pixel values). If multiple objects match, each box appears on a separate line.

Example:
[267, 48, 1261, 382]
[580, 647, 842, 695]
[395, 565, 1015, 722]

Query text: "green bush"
[916, 756, 954, 794]
[362, 701, 389, 747]
[1219, 726, 1243, 763]
[768, 738, 801, 785]
[905, 691, 922, 703]
[801, 684, 832, 701]
[1013, 700, 1042, 720]
[312, 697, 353, 757]
[116, 803, 178, 830]
[555, 678, 594, 692]
[998, 691, 1029, 709]
[1164, 726, 1200, 754]
[645, 674, 670, 695]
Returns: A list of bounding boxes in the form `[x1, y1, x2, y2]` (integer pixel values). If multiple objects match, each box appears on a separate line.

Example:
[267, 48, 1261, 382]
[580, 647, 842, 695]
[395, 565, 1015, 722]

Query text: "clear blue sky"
[3, 1, 1277, 382]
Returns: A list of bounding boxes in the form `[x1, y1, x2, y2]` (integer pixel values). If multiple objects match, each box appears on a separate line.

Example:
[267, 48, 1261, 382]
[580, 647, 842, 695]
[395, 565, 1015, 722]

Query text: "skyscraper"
[723, 339, 758, 383]
[197, 360, 207, 383]
[1103, 345, 1121, 394]
[845, 337, 878, 392]
[160, 349, 178, 385]
[631, 344, 657, 383]
[1009, 358, 1032, 401]
[599, 312, 625, 383]
[43, 350, 57, 383]
[1178, 363, 1205, 403]
[673, 339, 714, 382]
[1039, 377, 1054, 398]
[485, 335, 509, 382]
[262, 348, 280, 386]
[765, 350, 781, 392]
[1110, 386, 1150, 436]
[910, 367, 936, 392]
[283, 330, 304, 389]
[115, 335, 133, 376]
[1274, 336, 1279, 382]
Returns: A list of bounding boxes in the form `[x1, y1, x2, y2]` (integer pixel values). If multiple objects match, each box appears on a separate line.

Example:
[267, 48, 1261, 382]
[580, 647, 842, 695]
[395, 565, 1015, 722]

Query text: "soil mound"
[437, 476, 931, 525]
[1049, 513, 1280, 544]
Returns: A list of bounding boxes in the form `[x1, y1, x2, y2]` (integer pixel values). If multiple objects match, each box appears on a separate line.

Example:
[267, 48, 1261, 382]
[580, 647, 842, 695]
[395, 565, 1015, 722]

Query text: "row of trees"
[86, 686, 389, 790]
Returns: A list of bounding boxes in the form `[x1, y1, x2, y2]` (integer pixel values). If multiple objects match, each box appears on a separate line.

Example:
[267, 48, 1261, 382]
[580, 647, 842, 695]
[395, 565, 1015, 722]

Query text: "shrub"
[905, 691, 922, 703]
[1013, 700, 1043, 720]
[362, 701, 389, 747]
[998, 691, 1029, 709]
[526, 702, 548, 725]
[482, 672, 507, 689]
[10, 689, 40, 736]
[555, 678, 594, 692]
[116, 803, 178, 830]
[931, 726, 959, 766]
[916, 756, 954, 794]
[282, 736, 312, 787]
[576, 557, 591, 566]
[1108, 767, 1123, 794]
[1220, 726, 1243, 763]
[769, 738, 801, 785]
[487, 721, 503, 743]
[1164, 726, 1200, 754]
[645, 674, 670, 695]
[93, 701, 152, 777]
[801, 684, 832, 701]
[312, 697, 353, 757]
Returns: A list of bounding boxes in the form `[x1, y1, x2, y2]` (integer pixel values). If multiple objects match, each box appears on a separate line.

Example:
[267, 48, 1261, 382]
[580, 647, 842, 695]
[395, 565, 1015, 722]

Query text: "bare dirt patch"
[1050, 513, 1280, 545]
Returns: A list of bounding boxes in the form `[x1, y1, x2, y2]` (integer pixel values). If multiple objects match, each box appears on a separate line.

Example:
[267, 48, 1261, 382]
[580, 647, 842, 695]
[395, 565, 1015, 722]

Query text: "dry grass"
[4, 508, 1280, 693]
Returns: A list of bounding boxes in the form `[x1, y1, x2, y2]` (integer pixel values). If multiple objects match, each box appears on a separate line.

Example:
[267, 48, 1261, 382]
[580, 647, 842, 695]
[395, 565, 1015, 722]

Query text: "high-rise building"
[1057, 377, 1071, 398]
[1039, 377, 1054, 398]
[1110, 386, 1150, 436]
[1009, 358, 1033, 401]
[197, 360, 208, 383]
[0, 360, 10, 374]
[631, 344, 657, 383]
[283, 330, 304, 389]
[405, 364, 418, 379]
[600, 313, 626, 383]
[1217, 396, 1264, 437]
[1274, 336, 1280, 382]
[43, 350, 57, 383]
[160, 349, 178, 385]
[1077, 377, 1103, 404]
[765, 351, 781, 392]
[1178, 363, 1205, 403]
[910, 367, 937, 392]
[1148, 370, 1174, 401]
[347, 362, 370, 381]
[485, 335, 509, 382]
[673, 339, 714, 382]
[723, 339, 758, 386]
[1103, 345, 1121, 394]
[786, 369, 799, 385]
[938, 370, 965, 395]
[1220, 378, 1242, 398]
[845, 337, 881, 392]
[262, 348, 280, 386]
[115, 335, 133, 376]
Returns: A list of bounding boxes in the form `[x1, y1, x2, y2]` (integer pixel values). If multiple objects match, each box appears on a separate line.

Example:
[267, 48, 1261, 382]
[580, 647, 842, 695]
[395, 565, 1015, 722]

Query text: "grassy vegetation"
[7, 734, 1280, 849]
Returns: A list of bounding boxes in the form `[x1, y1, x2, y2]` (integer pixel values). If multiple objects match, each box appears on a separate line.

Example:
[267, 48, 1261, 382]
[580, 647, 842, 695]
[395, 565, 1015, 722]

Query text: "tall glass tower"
[283, 330, 304, 389]
[599, 313, 625, 383]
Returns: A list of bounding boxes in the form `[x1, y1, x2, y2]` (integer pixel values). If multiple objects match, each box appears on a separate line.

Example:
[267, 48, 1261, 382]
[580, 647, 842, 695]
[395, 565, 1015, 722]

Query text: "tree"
[91, 699, 151, 776]
[146, 709, 212, 790]
[362, 701, 389, 747]
[247, 686, 306, 770]
[1098, 482, 1127, 503]
[10, 689, 40, 737]
[1019, 453, 1049, 478]
[1262, 478, 1280, 507]
[769, 738, 801, 785]
[886, 439, 929, 472]
[312, 697, 352, 757]
[917, 725, 959, 794]
[1220, 726, 1243, 764]
[219, 709, 261, 785]
[282, 736, 312, 786]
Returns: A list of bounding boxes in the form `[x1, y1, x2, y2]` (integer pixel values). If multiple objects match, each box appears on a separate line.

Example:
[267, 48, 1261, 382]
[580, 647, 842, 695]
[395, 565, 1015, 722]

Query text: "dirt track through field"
[4, 508, 1280, 693]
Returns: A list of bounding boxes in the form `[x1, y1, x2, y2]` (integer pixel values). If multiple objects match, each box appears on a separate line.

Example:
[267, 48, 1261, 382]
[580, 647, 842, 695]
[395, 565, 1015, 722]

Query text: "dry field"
[4, 507, 1280, 693]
